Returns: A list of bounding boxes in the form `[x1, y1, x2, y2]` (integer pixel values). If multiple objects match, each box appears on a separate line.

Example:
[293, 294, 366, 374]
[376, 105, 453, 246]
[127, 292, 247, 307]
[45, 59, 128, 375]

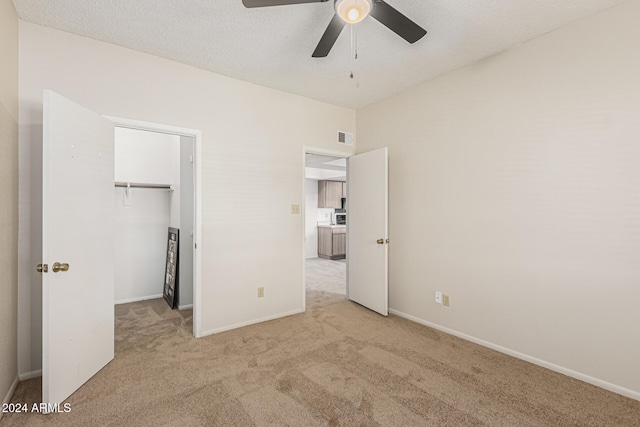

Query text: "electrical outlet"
[291, 204, 300, 214]
[443, 294, 450, 307]
[258, 287, 264, 298]
[435, 291, 442, 304]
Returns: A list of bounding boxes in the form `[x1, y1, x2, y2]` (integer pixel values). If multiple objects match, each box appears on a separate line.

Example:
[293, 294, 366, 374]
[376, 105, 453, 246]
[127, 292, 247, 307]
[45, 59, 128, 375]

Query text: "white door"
[42, 90, 115, 405]
[347, 148, 388, 315]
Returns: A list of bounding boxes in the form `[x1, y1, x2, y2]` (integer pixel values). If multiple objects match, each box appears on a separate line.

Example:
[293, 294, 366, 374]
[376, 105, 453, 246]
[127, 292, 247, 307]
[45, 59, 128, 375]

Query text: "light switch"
[291, 204, 300, 214]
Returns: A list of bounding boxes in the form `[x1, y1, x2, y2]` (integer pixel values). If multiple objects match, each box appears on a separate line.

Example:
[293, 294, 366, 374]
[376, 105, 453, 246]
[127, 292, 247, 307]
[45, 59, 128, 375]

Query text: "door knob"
[377, 239, 384, 244]
[52, 262, 70, 273]
[36, 264, 48, 273]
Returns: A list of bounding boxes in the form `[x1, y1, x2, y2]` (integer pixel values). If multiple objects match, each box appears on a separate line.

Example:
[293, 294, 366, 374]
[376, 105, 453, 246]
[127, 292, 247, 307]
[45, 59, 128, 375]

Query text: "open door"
[42, 90, 115, 405]
[347, 148, 388, 315]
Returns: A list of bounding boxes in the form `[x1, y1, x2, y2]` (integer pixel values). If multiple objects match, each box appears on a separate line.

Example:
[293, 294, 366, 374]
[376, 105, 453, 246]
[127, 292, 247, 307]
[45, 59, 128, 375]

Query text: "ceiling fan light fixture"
[335, 0, 372, 24]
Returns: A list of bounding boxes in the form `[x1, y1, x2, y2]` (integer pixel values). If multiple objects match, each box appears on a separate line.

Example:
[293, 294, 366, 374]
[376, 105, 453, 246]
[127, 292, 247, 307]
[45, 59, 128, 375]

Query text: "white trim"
[301, 149, 308, 312]
[19, 370, 42, 381]
[389, 308, 640, 402]
[115, 294, 163, 305]
[103, 116, 199, 138]
[199, 309, 304, 337]
[301, 146, 352, 311]
[193, 130, 203, 338]
[1, 376, 20, 420]
[178, 304, 193, 310]
[105, 115, 203, 339]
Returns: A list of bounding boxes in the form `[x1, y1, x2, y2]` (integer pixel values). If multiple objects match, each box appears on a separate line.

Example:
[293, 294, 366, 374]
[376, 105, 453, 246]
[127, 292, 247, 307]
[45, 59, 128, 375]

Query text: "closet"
[113, 127, 194, 309]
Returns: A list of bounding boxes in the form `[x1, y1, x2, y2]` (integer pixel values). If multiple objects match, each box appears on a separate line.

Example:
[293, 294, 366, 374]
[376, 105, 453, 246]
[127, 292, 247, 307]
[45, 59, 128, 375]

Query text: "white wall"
[17, 21, 355, 374]
[356, 0, 640, 399]
[114, 127, 177, 185]
[169, 133, 181, 229]
[114, 188, 170, 303]
[0, 0, 19, 411]
[317, 208, 334, 224]
[179, 135, 194, 307]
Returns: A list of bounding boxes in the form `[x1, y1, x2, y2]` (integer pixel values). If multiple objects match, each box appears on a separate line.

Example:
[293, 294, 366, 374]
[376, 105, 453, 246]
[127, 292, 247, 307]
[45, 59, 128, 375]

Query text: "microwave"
[333, 212, 347, 225]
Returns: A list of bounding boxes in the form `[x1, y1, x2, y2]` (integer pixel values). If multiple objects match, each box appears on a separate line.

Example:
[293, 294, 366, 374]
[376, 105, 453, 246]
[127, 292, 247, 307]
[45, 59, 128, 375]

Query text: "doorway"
[108, 116, 202, 338]
[301, 146, 390, 316]
[113, 127, 194, 321]
[38, 91, 203, 405]
[303, 149, 349, 309]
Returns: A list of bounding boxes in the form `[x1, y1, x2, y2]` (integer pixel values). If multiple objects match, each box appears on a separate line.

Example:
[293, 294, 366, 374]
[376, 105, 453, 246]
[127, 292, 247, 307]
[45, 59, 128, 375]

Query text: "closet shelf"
[115, 182, 173, 190]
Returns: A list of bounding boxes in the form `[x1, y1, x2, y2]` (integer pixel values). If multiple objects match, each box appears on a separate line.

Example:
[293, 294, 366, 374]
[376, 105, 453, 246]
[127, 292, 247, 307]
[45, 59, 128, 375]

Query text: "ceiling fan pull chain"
[355, 24, 358, 60]
[350, 24, 354, 79]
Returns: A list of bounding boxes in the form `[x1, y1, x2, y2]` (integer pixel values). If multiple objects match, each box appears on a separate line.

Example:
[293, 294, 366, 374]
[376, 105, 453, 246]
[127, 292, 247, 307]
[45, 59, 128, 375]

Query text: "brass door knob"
[377, 239, 384, 244]
[52, 262, 70, 273]
[36, 264, 48, 273]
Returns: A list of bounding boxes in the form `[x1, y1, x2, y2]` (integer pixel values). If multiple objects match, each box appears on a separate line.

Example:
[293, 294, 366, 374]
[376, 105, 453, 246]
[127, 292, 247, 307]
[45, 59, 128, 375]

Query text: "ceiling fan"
[242, 0, 427, 58]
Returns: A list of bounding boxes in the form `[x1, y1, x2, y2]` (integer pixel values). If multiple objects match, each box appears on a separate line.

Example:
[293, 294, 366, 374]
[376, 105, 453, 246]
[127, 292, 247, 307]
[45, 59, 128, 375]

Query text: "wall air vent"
[337, 131, 353, 146]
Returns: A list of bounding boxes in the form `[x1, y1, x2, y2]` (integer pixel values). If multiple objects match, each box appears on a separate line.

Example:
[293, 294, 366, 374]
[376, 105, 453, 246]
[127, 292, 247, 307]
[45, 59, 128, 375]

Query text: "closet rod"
[114, 182, 172, 190]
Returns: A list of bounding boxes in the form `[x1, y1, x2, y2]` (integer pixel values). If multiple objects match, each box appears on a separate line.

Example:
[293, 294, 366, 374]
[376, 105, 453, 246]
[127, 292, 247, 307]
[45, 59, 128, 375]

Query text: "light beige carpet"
[4, 292, 639, 426]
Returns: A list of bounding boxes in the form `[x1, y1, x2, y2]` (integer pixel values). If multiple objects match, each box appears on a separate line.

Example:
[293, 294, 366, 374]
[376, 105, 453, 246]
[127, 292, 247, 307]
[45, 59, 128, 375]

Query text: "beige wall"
[357, 0, 640, 399]
[18, 22, 355, 374]
[0, 0, 19, 410]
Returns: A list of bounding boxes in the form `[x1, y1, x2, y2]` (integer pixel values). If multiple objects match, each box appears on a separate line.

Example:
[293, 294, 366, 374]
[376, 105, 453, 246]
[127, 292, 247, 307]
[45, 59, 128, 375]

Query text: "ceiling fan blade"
[242, 0, 328, 8]
[370, 0, 426, 44]
[312, 14, 346, 58]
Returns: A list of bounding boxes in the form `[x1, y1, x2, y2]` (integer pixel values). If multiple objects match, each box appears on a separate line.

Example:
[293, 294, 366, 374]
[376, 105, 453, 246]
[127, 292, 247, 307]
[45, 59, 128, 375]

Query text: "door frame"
[106, 116, 203, 338]
[301, 146, 351, 311]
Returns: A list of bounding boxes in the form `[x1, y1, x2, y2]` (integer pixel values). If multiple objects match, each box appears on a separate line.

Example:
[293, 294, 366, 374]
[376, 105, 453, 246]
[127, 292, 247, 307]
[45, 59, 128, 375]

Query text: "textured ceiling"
[12, 0, 626, 109]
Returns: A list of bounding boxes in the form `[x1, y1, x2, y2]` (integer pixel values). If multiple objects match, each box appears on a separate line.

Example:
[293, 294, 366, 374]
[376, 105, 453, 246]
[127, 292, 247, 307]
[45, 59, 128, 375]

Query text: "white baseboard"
[389, 308, 640, 402]
[178, 304, 193, 310]
[199, 308, 304, 337]
[0, 376, 20, 421]
[115, 294, 163, 305]
[18, 370, 42, 381]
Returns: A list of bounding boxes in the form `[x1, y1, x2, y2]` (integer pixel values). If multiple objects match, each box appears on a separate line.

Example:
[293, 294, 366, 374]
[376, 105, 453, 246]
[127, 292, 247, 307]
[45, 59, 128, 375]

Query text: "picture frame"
[162, 227, 180, 309]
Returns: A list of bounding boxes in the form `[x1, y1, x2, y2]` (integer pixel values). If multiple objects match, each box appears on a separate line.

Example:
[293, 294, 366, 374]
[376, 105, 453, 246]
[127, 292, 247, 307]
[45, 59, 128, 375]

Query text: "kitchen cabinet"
[318, 225, 346, 260]
[342, 182, 347, 198]
[318, 180, 345, 208]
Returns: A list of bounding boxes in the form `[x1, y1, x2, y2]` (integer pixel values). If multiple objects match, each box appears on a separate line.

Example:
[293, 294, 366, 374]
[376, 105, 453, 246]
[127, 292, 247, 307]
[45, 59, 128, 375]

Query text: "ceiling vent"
[337, 131, 353, 146]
